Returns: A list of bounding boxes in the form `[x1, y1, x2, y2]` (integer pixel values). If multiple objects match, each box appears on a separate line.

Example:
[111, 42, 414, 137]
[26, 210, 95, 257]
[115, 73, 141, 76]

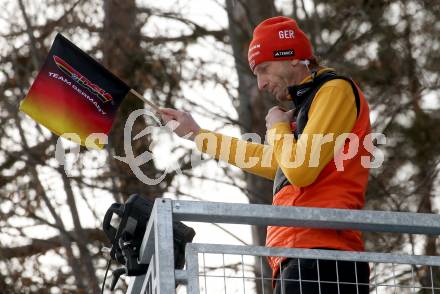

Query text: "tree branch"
[0, 228, 106, 259]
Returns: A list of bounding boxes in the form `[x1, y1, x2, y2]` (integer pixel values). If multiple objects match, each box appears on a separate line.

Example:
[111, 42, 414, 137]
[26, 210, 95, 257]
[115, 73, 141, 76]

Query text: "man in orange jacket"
[160, 16, 370, 294]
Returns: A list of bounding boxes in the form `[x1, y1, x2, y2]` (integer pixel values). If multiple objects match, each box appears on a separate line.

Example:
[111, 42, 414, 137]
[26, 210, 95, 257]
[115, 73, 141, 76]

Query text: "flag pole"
[129, 89, 160, 112]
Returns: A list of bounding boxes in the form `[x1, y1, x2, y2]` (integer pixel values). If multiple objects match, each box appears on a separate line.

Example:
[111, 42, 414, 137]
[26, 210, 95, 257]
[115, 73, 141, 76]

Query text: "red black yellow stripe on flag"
[19, 33, 130, 149]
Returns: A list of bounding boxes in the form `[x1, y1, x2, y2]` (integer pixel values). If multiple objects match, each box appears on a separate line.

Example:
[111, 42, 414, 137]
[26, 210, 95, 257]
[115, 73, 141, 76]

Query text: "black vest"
[272, 71, 361, 195]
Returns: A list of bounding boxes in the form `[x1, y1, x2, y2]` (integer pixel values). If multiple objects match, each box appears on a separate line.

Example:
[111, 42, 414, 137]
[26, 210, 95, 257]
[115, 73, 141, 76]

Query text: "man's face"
[254, 60, 303, 102]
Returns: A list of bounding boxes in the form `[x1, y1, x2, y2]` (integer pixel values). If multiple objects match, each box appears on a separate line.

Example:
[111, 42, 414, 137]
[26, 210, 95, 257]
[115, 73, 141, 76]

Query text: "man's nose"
[257, 77, 268, 91]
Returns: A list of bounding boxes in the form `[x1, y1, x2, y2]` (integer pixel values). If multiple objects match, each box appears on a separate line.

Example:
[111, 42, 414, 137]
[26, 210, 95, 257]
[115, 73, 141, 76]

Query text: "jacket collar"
[287, 68, 335, 109]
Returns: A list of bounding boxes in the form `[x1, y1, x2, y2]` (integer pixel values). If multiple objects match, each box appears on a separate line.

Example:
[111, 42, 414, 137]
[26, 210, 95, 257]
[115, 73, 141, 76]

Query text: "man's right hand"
[159, 108, 201, 141]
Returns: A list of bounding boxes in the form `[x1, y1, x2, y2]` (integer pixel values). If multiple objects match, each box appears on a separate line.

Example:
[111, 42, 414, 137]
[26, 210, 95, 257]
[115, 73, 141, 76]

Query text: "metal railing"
[127, 199, 440, 294]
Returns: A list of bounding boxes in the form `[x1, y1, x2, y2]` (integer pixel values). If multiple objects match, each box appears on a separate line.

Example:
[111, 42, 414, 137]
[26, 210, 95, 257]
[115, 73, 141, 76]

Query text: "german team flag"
[19, 33, 157, 148]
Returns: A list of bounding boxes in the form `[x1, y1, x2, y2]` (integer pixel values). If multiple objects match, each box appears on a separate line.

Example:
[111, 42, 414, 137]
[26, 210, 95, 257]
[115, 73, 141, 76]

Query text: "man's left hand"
[265, 106, 294, 130]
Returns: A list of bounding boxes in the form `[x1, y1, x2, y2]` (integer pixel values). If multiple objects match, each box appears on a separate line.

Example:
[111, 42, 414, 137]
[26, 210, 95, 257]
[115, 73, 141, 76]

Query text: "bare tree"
[0, 0, 439, 292]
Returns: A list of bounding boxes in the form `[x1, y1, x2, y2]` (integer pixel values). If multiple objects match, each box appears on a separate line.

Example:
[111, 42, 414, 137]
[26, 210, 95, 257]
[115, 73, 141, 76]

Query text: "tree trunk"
[402, 6, 439, 289]
[101, 0, 164, 200]
[224, 1, 276, 292]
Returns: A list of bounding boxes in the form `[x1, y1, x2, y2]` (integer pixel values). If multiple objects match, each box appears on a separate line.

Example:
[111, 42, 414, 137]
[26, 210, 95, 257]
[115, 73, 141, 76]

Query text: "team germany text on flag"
[19, 33, 155, 149]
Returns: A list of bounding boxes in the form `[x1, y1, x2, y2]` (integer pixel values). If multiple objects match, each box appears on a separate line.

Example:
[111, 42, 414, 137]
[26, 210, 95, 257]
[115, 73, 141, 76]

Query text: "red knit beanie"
[248, 16, 313, 72]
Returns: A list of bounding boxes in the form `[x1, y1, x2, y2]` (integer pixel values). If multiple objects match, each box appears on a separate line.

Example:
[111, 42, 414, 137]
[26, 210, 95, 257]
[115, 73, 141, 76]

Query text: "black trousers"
[274, 258, 370, 294]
